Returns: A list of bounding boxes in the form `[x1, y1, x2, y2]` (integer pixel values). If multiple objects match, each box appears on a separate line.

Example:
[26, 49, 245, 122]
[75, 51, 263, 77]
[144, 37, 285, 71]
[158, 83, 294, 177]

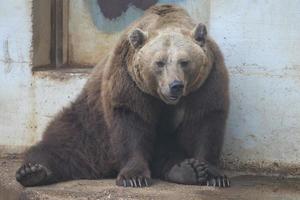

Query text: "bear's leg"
[175, 111, 230, 187]
[16, 141, 98, 187]
[110, 110, 156, 187]
[16, 143, 62, 186]
[16, 102, 110, 187]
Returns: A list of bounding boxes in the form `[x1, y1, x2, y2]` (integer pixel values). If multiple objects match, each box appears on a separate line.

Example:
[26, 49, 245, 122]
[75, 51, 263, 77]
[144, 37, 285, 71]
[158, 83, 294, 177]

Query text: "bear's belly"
[158, 106, 185, 134]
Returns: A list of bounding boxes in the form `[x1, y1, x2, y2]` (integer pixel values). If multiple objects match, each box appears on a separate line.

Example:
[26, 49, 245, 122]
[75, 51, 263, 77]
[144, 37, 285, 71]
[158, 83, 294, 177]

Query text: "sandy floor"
[1, 158, 300, 200]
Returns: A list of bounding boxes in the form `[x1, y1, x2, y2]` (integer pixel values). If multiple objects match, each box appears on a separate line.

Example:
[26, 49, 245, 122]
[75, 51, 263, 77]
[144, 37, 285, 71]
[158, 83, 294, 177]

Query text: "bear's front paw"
[16, 163, 51, 187]
[116, 168, 151, 188]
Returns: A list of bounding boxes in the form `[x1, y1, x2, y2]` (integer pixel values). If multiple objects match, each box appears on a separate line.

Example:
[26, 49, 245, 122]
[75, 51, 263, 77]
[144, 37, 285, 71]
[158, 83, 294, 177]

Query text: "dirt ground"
[1, 158, 300, 200]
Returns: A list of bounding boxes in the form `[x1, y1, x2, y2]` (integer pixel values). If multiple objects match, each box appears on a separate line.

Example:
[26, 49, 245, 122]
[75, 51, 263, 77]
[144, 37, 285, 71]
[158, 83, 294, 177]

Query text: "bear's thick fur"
[16, 4, 230, 188]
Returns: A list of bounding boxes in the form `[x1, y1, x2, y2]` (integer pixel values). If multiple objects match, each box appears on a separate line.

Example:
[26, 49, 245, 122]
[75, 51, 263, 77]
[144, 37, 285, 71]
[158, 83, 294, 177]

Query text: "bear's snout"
[169, 80, 184, 97]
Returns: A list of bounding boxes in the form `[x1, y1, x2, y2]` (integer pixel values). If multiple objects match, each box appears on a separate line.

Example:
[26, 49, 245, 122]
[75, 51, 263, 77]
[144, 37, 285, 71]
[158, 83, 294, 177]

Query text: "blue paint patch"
[86, 0, 144, 33]
[159, 0, 185, 3]
[86, 0, 186, 33]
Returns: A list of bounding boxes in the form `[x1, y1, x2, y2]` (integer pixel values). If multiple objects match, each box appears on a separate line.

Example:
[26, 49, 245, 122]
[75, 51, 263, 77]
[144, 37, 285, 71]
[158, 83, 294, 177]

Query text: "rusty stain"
[27, 77, 38, 145]
[68, 34, 74, 66]
[3, 39, 13, 73]
[32, 67, 92, 82]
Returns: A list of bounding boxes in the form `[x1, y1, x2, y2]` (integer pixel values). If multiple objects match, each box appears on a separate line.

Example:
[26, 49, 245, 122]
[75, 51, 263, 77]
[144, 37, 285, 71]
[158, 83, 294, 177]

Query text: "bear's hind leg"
[166, 158, 230, 187]
[165, 158, 207, 185]
[154, 153, 209, 185]
[175, 111, 231, 187]
[16, 143, 61, 186]
[16, 142, 74, 186]
[16, 141, 104, 187]
[152, 141, 230, 187]
[16, 162, 52, 187]
[152, 143, 204, 185]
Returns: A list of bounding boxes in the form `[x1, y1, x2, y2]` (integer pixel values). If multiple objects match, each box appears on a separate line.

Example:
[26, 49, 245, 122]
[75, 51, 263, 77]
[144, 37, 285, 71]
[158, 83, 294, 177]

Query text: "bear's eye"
[180, 60, 190, 68]
[156, 61, 165, 68]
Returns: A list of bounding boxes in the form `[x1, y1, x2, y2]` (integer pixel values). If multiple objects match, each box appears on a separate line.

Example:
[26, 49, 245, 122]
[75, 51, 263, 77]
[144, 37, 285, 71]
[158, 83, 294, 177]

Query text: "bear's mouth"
[169, 95, 180, 101]
[165, 94, 181, 104]
[158, 90, 181, 105]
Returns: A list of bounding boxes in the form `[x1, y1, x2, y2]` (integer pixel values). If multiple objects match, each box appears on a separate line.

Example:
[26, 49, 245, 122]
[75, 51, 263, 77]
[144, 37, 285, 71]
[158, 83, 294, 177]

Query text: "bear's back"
[124, 4, 195, 35]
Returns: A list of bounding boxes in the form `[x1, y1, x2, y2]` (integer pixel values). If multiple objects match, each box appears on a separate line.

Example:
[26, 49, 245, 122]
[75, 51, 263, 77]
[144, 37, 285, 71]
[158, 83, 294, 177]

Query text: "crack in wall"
[3, 39, 13, 73]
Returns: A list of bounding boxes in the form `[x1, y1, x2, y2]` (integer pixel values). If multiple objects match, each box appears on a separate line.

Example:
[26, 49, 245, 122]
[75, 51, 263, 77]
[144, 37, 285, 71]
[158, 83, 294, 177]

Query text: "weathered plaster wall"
[210, 0, 300, 173]
[0, 1, 87, 156]
[0, 0, 300, 174]
[0, 1, 33, 152]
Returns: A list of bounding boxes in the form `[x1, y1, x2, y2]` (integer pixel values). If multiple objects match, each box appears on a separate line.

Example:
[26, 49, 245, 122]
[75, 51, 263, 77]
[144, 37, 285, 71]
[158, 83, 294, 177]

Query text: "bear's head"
[128, 23, 212, 105]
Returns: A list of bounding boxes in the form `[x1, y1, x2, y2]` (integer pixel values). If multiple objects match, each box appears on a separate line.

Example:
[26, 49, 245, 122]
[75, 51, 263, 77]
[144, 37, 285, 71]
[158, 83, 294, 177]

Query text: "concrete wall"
[0, 0, 300, 175]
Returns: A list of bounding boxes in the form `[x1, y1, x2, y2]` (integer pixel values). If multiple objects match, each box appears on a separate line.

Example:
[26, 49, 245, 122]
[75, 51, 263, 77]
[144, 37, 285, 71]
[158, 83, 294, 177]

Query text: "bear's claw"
[206, 175, 230, 187]
[118, 176, 150, 187]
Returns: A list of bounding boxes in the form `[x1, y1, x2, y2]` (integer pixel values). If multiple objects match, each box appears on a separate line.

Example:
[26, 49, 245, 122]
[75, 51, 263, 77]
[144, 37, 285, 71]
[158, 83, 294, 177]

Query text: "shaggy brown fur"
[16, 4, 230, 188]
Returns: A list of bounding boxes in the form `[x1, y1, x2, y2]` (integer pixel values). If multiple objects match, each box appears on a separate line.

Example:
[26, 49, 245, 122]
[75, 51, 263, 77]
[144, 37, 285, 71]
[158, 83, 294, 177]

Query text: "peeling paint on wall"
[69, 0, 210, 65]
[96, 0, 158, 19]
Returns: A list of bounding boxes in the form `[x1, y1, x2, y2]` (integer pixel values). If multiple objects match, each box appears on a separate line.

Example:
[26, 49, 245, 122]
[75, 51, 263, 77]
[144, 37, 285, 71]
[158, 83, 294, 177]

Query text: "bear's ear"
[192, 23, 207, 46]
[128, 28, 148, 49]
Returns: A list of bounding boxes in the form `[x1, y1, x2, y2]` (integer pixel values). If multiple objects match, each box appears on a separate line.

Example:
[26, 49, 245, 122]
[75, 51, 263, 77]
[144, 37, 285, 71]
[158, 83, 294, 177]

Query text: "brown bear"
[16, 4, 230, 188]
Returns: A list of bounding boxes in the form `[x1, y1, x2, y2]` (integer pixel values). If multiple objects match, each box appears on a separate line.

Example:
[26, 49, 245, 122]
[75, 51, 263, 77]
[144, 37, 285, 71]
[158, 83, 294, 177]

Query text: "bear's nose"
[169, 80, 184, 96]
